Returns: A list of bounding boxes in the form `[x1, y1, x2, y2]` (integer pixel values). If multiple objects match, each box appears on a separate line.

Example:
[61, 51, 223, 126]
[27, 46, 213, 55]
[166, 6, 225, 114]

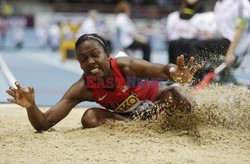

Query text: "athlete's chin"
[89, 72, 105, 78]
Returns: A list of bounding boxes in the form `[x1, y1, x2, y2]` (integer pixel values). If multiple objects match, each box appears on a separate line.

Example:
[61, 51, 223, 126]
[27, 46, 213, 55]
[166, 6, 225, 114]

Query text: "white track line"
[0, 54, 17, 85]
[23, 51, 82, 75]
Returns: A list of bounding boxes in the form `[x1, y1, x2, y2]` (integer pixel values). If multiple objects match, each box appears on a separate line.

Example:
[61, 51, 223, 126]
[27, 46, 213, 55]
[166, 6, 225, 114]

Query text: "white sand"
[1, 85, 250, 163]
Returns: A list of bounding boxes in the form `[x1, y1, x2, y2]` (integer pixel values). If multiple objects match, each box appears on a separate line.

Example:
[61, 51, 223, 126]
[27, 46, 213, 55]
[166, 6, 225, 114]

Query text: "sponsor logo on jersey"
[114, 94, 140, 113]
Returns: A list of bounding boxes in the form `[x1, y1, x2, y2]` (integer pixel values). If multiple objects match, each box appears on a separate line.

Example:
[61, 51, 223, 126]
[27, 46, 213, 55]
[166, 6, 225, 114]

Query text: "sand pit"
[1, 85, 250, 163]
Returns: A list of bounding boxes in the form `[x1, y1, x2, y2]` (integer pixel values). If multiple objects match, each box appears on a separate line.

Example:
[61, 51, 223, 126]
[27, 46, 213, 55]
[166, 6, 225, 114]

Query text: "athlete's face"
[76, 40, 111, 78]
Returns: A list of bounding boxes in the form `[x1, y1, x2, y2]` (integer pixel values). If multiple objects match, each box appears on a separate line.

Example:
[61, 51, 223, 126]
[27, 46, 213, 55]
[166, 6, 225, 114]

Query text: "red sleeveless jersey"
[88, 58, 159, 110]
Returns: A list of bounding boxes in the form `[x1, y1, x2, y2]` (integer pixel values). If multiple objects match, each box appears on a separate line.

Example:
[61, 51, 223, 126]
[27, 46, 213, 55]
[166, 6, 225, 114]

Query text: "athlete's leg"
[81, 108, 129, 128]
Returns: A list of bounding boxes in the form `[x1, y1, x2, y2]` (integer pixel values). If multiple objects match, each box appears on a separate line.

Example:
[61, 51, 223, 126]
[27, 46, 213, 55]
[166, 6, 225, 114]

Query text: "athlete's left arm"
[117, 55, 201, 83]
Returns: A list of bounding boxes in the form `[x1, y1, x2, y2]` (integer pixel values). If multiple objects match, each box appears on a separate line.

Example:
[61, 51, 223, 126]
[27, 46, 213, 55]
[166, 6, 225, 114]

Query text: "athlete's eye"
[93, 53, 99, 58]
[78, 57, 87, 62]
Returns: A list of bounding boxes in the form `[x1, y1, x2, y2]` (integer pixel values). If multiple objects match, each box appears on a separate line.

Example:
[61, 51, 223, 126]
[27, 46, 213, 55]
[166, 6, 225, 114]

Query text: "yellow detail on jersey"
[114, 94, 140, 113]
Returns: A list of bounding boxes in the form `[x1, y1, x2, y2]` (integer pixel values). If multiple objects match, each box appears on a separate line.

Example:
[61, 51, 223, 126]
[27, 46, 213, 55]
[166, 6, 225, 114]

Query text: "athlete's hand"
[170, 55, 201, 83]
[6, 82, 35, 109]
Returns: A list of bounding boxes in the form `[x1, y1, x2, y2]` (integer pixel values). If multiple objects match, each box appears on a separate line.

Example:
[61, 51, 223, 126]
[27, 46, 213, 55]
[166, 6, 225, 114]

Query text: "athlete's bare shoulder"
[115, 56, 153, 77]
[115, 57, 134, 76]
[116, 56, 133, 67]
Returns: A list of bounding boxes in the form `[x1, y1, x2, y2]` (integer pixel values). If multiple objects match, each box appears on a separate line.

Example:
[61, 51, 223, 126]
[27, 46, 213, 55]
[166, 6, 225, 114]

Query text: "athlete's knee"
[159, 86, 192, 112]
[158, 86, 177, 103]
[81, 108, 101, 128]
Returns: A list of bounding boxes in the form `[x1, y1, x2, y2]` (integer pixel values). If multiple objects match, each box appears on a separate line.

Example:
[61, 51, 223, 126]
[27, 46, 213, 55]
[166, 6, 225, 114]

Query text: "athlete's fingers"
[15, 82, 21, 89]
[190, 64, 201, 75]
[176, 56, 180, 68]
[7, 98, 16, 104]
[9, 86, 17, 92]
[187, 57, 194, 70]
[28, 86, 34, 93]
[176, 55, 185, 70]
[6, 90, 15, 97]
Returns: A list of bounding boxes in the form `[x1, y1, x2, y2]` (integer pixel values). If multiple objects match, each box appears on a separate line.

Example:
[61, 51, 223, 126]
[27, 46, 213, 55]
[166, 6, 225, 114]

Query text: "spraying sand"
[1, 85, 250, 163]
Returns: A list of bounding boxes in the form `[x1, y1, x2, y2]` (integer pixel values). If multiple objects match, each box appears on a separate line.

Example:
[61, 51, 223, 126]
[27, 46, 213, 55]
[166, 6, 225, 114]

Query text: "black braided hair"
[75, 33, 110, 54]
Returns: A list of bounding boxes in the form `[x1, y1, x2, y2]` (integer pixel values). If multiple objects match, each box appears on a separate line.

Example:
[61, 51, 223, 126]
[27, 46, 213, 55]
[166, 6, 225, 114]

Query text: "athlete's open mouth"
[89, 67, 100, 74]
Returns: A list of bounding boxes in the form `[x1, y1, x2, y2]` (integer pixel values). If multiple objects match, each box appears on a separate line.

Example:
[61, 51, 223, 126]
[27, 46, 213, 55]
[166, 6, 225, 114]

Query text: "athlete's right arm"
[6, 79, 93, 131]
